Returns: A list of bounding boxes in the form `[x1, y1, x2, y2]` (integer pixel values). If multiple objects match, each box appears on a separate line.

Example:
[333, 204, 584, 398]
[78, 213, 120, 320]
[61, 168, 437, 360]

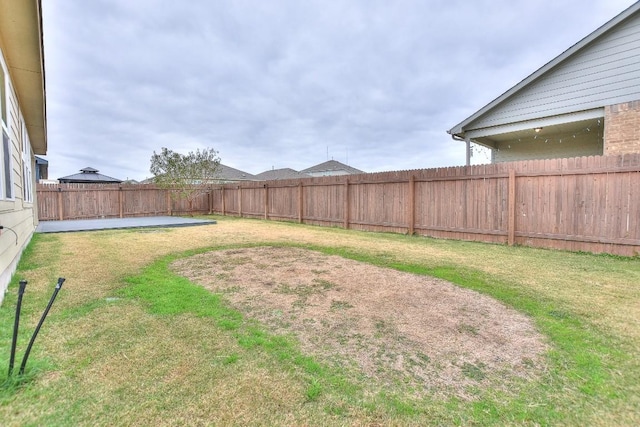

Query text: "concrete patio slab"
[36, 216, 216, 233]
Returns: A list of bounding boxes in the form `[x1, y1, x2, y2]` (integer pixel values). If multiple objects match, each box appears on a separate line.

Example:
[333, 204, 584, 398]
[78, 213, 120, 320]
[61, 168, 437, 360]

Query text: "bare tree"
[150, 147, 221, 214]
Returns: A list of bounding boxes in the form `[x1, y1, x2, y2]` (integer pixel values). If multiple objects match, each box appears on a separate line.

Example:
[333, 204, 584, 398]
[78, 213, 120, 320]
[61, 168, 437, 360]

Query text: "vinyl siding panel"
[8, 83, 23, 201]
[0, 206, 36, 303]
[469, 13, 640, 130]
[0, 47, 37, 304]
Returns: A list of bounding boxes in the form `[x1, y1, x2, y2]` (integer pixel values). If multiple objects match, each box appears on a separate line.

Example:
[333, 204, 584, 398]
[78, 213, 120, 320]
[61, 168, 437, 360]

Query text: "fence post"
[221, 186, 226, 216]
[298, 182, 303, 223]
[208, 187, 213, 214]
[408, 175, 415, 235]
[264, 184, 269, 220]
[119, 186, 123, 218]
[57, 187, 64, 220]
[508, 169, 516, 246]
[238, 186, 242, 218]
[166, 191, 172, 216]
[343, 179, 350, 229]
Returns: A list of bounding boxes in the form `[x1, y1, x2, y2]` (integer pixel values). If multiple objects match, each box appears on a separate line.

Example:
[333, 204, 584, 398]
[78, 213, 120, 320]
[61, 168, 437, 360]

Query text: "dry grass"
[1, 215, 639, 425]
[54, 219, 638, 344]
[96, 218, 639, 345]
[171, 246, 548, 399]
[42, 303, 309, 426]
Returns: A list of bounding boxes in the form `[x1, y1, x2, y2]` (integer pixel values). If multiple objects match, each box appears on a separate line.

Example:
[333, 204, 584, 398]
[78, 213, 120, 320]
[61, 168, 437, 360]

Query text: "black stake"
[8, 280, 28, 377]
[19, 278, 65, 376]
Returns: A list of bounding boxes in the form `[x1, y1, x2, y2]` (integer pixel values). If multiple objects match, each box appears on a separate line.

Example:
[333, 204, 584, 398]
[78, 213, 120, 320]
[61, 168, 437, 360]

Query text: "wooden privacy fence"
[36, 183, 213, 220]
[37, 154, 640, 256]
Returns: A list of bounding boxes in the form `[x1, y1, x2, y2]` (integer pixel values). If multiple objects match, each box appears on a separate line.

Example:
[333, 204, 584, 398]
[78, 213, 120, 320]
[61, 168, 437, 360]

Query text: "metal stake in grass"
[8, 280, 28, 377]
[18, 278, 65, 376]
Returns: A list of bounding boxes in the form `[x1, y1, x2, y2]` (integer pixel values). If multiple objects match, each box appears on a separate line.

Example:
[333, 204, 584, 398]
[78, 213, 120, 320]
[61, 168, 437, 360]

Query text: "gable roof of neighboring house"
[448, 1, 640, 142]
[215, 164, 256, 181]
[139, 163, 255, 184]
[301, 160, 364, 175]
[58, 167, 122, 184]
[0, 0, 47, 154]
[254, 168, 310, 181]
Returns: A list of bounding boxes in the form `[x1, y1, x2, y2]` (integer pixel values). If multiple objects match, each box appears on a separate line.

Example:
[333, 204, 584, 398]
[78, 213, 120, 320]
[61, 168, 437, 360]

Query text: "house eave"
[0, 0, 47, 154]
[448, 1, 640, 138]
[463, 109, 605, 140]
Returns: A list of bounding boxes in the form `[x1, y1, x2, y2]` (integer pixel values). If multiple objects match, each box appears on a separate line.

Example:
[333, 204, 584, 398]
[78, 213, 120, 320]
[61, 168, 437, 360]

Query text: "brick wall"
[604, 100, 640, 155]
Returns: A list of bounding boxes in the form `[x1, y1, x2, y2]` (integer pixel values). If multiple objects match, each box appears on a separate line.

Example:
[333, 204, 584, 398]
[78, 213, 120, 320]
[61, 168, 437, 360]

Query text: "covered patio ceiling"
[471, 116, 604, 151]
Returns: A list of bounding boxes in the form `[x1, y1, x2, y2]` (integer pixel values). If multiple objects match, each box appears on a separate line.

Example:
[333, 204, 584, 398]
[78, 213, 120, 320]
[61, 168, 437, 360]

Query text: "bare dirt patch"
[171, 246, 549, 398]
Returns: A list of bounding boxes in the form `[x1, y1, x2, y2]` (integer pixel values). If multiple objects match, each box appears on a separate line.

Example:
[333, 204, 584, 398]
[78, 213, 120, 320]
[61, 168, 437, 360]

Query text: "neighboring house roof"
[448, 2, 640, 143]
[35, 155, 48, 165]
[140, 163, 255, 184]
[0, 0, 46, 154]
[254, 168, 310, 181]
[301, 160, 364, 176]
[35, 155, 48, 180]
[215, 164, 256, 182]
[58, 167, 122, 184]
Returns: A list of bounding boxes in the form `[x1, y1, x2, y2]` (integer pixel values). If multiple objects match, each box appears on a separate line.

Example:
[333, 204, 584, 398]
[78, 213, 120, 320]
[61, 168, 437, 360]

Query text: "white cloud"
[42, 0, 637, 180]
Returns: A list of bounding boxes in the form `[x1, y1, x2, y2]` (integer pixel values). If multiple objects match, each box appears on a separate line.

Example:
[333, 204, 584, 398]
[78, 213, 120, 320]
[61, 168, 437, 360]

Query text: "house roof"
[254, 168, 310, 181]
[448, 1, 640, 138]
[215, 164, 256, 181]
[301, 160, 364, 175]
[58, 167, 122, 183]
[140, 163, 255, 184]
[0, 0, 47, 154]
[35, 155, 48, 165]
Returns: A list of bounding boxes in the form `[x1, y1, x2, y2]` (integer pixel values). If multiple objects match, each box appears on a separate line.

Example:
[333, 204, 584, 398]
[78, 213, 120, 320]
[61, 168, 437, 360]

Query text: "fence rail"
[37, 154, 640, 256]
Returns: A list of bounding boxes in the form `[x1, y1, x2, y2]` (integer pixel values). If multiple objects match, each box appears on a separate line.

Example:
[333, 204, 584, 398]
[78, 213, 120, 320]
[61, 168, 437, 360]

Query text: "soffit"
[0, 0, 46, 154]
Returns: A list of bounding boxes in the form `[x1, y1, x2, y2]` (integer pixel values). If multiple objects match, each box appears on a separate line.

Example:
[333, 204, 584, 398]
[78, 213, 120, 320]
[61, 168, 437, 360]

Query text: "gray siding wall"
[469, 11, 640, 130]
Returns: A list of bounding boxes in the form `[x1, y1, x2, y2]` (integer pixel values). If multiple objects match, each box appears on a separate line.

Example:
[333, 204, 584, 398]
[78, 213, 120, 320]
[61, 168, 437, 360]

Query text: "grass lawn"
[1, 215, 639, 426]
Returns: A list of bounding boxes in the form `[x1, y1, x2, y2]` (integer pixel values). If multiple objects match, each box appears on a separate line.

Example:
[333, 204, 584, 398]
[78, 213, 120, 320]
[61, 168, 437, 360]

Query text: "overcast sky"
[41, 0, 636, 181]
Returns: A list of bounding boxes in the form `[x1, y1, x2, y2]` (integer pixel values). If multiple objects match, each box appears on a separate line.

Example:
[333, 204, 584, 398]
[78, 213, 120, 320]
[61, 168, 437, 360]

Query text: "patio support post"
[465, 137, 471, 166]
